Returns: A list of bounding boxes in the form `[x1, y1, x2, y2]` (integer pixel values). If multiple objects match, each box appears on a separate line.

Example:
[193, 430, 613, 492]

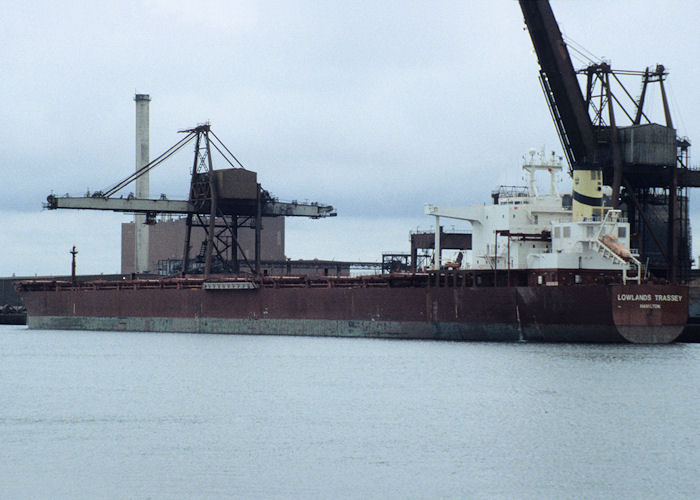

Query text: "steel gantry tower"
[519, 0, 698, 282]
[46, 123, 336, 277]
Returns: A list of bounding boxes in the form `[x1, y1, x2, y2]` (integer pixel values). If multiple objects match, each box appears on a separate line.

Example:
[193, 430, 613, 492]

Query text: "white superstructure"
[425, 150, 641, 283]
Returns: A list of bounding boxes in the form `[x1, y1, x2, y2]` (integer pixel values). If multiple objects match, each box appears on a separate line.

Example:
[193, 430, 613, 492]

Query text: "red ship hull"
[15, 274, 688, 344]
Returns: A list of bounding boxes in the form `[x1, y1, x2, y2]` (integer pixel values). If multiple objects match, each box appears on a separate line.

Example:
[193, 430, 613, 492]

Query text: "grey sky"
[2, 1, 699, 276]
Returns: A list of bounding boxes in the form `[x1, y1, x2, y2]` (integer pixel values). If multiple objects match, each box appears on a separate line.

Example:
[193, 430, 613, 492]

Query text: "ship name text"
[616, 293, 683, 302]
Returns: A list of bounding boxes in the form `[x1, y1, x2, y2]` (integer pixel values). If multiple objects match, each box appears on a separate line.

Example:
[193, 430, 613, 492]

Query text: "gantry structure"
[46, 124, 336, 276]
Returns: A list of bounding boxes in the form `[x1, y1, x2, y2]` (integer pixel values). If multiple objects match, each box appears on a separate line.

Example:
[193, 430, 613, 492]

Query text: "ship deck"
[15, 268, 631, 292]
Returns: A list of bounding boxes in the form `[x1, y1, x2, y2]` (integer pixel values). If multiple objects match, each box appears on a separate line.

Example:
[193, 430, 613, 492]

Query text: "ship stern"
[612, 284, 688, 344]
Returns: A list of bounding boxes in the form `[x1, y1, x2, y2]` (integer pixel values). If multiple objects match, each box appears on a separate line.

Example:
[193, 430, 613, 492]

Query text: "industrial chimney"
[134, 94, 151, 273]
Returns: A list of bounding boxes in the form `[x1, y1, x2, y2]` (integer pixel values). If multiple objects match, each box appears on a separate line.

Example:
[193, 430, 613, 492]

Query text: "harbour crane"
[519, 0, 698, 282]
[45, 124, 336, 276]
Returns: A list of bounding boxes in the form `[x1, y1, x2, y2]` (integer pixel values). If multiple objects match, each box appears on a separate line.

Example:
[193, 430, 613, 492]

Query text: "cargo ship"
[13, 0, 694, 343]
[15, 155, 688, 343]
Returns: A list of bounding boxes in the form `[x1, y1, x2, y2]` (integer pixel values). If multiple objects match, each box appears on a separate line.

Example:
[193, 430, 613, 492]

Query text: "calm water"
[1, 325, 698, 499]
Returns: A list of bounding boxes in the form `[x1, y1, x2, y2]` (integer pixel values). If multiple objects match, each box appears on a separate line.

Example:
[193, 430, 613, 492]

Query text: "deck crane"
[45, 124, 336, 276]
[519, 0, 699, 282]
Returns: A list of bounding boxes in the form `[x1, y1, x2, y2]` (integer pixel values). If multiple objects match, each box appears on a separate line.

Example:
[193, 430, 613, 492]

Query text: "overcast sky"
[2, 0, 699, 276]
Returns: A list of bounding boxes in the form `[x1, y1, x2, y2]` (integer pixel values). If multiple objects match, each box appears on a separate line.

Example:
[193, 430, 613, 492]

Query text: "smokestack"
[134, 94, 151, 274]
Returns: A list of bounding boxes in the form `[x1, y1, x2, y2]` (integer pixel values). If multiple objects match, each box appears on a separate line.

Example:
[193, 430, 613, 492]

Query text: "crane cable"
[101, 131, 197, 198]
[210, 130, 247, 170]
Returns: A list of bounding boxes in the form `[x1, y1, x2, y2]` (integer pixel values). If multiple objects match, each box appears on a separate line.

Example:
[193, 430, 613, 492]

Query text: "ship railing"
[14, 277, 244, 291]
[259, 274, 408, 288]
[595, 209, 620, 241]
[492, 185, 529, 198]
[19, 272, 554, 292]
[409, 227, 471, 235]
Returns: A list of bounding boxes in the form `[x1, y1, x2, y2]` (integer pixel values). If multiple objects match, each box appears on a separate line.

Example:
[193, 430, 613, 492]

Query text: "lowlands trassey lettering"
[616, 293, 683, 302]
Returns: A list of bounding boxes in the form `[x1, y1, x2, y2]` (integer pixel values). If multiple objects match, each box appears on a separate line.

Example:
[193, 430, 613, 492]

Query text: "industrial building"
[121, 216, 285, 275]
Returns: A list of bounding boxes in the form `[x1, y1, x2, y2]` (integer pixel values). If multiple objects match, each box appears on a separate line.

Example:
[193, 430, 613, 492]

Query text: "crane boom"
[45, 194, 336, 219]
[519, 0, 596, 166]
[519, 0, 603, 221]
